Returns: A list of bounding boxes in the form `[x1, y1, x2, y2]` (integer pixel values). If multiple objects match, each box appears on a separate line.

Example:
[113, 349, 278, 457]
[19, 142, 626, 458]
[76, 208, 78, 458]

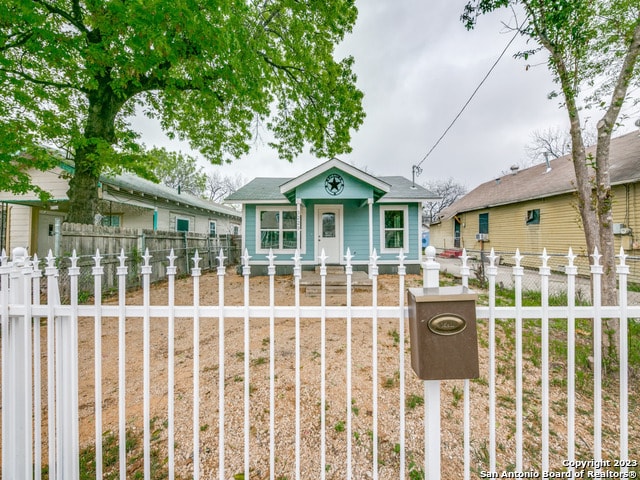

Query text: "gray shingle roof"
[438, 130, 640, 221]
[224, 174, 436, 202]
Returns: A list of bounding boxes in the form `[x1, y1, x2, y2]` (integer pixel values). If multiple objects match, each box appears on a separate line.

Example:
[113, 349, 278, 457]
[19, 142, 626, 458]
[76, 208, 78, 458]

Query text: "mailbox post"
[407, 286, 479, 380]
[412, 247, 479, 480]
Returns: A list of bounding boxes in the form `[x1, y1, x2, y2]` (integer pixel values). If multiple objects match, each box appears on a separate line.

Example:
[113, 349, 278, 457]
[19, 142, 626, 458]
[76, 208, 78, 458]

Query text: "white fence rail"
[0, 245, 638, 479]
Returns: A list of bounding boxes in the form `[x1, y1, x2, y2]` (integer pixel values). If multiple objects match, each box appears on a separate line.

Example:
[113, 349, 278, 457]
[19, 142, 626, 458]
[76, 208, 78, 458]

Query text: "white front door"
[315, 205, 342, 264]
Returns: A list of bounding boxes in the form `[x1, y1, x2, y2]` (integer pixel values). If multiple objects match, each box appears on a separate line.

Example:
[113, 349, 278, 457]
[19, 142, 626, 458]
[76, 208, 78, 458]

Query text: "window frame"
[209, 220, 217, 237]
[526, 209, 540, 225]
[380, 205, 409, 254]
[101, 214, 121, 227]
[176, 217, 190, 232]
[256, 206, 305, 254]
[478, 213, 489, 234]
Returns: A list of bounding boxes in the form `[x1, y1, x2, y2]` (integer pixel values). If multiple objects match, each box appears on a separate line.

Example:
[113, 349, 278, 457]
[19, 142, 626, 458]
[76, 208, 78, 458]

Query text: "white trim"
[279, 158, 390, 195]
[255, 206, 306, 255]
[379, 205, 408, 254]
[314, 204, 344, 264]
[224, 199, 290, 205]
[208, 220, 217, 237]
[248, 259, 422, 266]
[368, 199, 373, 256]
[378, 198, 432, 203]
[240, 204, 246, 254]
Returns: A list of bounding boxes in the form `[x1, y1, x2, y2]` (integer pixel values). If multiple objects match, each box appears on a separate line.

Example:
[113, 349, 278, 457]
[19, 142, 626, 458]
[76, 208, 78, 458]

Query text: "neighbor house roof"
[437, 130, 640, 221]
[225, 159, 437, 204]
[56, 159, 239, 218]
[103, 171, 241, 218]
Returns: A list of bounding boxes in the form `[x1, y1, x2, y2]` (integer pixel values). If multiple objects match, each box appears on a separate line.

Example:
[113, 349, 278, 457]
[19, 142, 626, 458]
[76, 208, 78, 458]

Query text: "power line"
[415, 28, 521, 170]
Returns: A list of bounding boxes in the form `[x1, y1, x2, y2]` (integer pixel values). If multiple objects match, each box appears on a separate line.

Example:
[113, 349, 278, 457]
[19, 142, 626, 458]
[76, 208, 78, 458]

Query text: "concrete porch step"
[300, 269, 372, 296]
[314, 265, 345, 274]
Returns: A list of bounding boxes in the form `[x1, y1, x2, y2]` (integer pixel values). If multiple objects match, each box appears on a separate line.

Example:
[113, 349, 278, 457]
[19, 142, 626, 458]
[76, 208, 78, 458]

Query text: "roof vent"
[510, 165, 519, 174]
[544, 153, 552, 174]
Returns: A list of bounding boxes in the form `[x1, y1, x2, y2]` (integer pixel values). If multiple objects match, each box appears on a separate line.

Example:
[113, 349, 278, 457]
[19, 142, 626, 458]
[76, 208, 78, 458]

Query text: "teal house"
[225, 159, 437, 274]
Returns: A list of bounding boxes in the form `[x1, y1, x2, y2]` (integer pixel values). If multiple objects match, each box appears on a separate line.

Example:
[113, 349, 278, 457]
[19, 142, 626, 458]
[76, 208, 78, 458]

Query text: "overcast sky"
[137, 0, 639, 192]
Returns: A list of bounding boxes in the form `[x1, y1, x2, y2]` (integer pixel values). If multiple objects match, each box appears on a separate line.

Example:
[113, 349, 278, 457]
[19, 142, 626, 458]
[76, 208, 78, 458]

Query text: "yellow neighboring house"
[429, 130, 640, 280]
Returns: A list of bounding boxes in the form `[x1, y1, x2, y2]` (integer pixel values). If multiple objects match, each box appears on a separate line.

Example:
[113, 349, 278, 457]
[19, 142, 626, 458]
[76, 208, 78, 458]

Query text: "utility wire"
[416, 28, 521, 169]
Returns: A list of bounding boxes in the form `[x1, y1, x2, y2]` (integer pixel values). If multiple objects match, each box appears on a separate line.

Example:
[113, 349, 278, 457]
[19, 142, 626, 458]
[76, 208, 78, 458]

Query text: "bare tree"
[524, 127, 596, 167]
[423, 178, 467, 224]
[205, 171, 246, 203]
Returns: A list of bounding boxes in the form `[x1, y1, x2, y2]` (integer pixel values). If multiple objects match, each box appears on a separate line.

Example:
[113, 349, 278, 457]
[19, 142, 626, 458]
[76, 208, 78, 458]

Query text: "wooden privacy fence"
[0, 245, 638, 479]
[53, 223, 240, 298]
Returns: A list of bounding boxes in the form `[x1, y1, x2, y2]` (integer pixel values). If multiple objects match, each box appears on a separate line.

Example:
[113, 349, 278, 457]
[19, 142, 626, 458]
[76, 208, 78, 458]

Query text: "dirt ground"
[63, 269, 640, 478]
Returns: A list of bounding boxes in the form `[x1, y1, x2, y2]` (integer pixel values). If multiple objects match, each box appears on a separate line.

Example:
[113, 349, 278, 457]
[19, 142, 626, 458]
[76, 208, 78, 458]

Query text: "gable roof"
[279, 158, 391, 196]
[226, 175, 435, 203]
[225, 163, 437, 204]
[437, 130, 640, 221]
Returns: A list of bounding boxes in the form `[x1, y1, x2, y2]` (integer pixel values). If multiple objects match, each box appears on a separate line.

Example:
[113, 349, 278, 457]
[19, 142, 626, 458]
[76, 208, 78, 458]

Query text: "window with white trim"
[380, 206, 408, 253]
[257, 207, 303, 252]
[209, 220, 217, 237]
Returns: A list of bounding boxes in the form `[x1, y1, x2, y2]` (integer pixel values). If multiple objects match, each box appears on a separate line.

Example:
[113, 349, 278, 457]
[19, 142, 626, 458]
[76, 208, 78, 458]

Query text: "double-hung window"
[380, 206, 408, 253]
[258, 207, 302, 252]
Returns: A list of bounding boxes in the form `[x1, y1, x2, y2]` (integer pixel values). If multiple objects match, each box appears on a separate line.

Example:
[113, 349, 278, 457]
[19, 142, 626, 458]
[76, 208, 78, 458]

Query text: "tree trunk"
[66, 147, 100, 224]
[66, 77, 124, 224]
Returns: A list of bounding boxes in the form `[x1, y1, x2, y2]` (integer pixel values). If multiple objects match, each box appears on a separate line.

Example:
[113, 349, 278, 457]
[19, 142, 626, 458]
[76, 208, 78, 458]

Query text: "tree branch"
[599, 17, 640, 134]
[0, 30, 34, 52]
[32, 0, 88, 34]
[0, 67, 85, 92]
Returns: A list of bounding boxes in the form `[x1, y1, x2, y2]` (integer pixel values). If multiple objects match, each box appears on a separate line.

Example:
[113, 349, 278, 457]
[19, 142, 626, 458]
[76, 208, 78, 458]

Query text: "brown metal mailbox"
[407, 286, 479, 380]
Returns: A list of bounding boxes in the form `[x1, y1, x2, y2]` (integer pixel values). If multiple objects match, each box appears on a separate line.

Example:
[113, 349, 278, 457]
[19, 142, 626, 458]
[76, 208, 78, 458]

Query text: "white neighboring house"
[0, 162, 241, 258]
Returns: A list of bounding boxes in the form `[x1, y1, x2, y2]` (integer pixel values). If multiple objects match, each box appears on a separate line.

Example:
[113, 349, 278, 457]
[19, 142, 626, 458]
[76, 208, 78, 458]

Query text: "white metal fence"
[1, 245, 638, 479]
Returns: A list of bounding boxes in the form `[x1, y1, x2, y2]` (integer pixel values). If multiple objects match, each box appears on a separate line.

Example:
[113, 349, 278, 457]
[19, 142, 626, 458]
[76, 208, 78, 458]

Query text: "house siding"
[243, 201, 422, 264]
[430, 183, 640, 281]
[7, 204, 32, 253]
[295, 168, 374, 200]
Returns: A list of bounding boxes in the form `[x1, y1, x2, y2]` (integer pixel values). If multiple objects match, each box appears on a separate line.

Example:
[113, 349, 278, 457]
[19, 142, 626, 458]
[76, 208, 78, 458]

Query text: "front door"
[315, 206, 342, 264]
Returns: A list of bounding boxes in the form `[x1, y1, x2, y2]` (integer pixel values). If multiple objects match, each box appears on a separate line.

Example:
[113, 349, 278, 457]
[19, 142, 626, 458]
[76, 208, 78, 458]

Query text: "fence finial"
[242, 248, 252, 277]
[370, 248, 379, 277]
[513, 248, 523, 268]
[292, 249, 301, 278]
[566, 247, 576, 267]
[118, 248, 127, 267]
[70, 249, 79, 269]
[191, 250, 202, 276]
[617, 246, 628, 267]
[318, 248, 328, 268]
[217, 248, 226, 276]
[167, 248, 177, 267]
[540, 248, 550, 272]
[143, 248, 152, 267]
[487, 248, 497, 268]
[590, 247, 602, 267]
[460, 248, 469, 268]
[217, 248, 227, 268]
[46, 249, 56, 270]
[345, 248, 353, 276]
[93, 249, 102, 268]
[267, 248, 276, 276]
[397, 248, 406, 276]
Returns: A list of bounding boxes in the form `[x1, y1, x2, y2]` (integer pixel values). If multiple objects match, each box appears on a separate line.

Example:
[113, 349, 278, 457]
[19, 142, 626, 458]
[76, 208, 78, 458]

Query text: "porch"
[299, 265, 373, 295]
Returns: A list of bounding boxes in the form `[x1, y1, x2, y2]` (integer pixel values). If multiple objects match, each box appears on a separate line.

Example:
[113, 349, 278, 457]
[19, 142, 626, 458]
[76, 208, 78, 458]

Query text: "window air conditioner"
[475, 233, 489, 242]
